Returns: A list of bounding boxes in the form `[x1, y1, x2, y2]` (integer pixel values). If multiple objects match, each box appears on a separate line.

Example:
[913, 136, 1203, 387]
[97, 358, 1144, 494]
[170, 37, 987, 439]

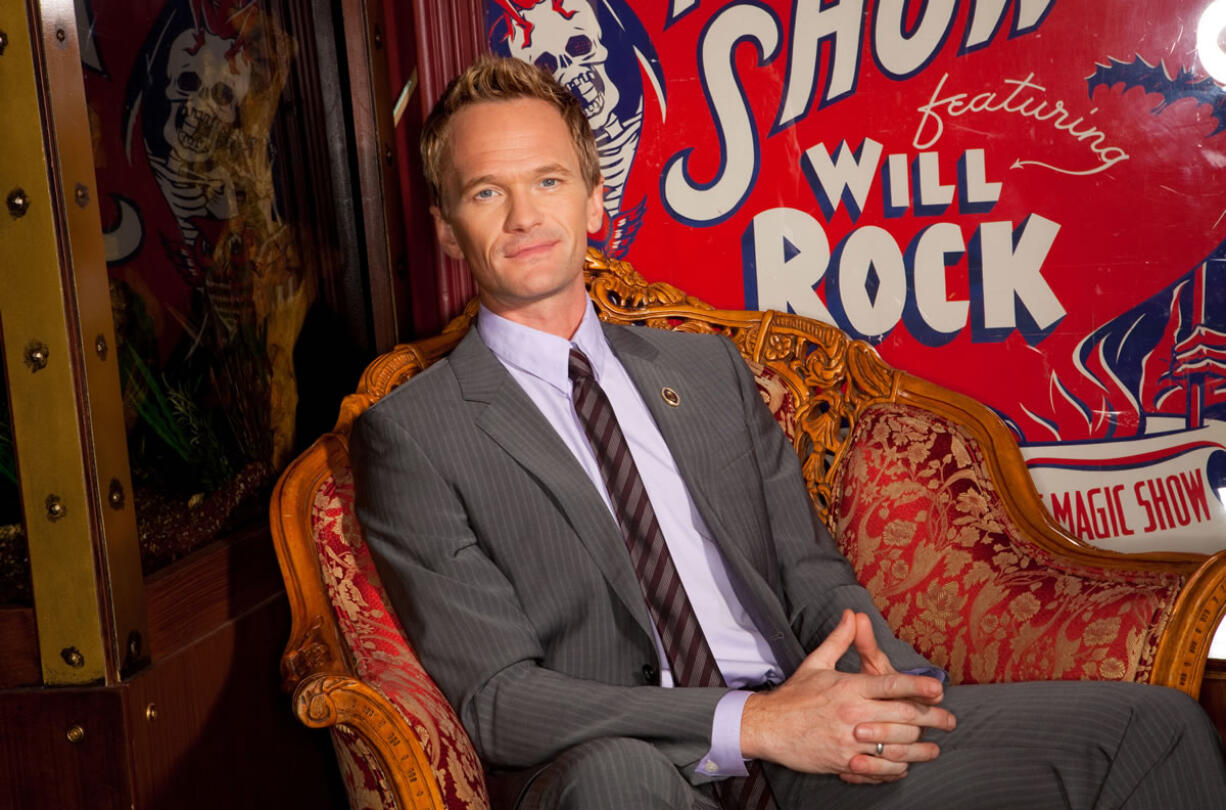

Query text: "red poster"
[487, 0, 1226, 553]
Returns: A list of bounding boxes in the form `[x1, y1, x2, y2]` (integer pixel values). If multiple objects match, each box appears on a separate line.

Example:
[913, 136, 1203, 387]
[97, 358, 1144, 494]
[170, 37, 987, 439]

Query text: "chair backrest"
[271, 250, 1209, 810]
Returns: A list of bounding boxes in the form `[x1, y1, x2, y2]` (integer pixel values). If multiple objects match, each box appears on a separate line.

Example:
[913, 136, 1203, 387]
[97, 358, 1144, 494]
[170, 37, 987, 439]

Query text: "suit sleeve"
[350, 403, 727, 777]
[721, 337, 935, 673]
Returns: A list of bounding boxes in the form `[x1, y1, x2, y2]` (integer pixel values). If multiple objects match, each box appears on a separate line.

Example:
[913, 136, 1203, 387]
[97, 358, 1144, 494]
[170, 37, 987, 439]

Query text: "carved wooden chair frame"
[271, 249, 1226, 809]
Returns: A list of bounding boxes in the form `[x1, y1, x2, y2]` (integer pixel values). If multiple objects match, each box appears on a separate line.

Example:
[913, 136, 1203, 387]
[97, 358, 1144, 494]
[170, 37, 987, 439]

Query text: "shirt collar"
[477, 302, 611, 395]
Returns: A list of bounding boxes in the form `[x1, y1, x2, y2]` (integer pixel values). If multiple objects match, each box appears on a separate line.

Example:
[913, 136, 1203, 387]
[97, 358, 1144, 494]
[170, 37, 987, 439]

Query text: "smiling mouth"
[505, 240, 558, 259]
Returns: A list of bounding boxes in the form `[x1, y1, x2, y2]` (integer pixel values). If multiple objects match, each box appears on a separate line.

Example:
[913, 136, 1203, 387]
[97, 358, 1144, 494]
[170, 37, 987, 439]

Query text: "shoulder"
[604, 323, 755, 413]
[356, 355, 463, 438]
[604, 321, 740, 365]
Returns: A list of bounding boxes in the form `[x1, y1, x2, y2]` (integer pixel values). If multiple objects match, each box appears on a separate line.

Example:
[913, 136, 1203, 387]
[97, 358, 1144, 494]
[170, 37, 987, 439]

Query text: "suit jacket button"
[642, 664, 658, 685]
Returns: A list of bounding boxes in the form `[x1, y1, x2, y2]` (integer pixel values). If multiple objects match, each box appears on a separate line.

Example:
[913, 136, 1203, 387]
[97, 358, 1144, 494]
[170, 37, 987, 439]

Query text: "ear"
[586, 178, 605, 234]
[430, 205, 465, 260]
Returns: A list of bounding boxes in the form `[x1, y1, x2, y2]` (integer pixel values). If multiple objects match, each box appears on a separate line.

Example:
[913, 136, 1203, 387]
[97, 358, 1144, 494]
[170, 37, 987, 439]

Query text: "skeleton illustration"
[506, 0, 641, 218]
[123, 3, 312, 470]
[149, 27, 253, 284]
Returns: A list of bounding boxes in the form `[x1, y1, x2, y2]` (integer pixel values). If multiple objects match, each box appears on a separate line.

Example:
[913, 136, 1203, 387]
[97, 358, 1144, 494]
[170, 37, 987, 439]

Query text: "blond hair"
[421, 55, 602, 208]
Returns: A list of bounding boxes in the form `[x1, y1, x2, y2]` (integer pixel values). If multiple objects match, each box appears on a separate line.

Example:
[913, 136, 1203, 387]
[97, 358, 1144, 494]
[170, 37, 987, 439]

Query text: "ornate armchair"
[270, 250, 1226, 810]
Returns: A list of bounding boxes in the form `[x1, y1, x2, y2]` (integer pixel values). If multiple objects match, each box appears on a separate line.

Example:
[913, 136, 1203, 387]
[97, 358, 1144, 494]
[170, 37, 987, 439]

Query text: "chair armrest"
[1152, 550, 1226, 697]
[294, 673, 448, 810]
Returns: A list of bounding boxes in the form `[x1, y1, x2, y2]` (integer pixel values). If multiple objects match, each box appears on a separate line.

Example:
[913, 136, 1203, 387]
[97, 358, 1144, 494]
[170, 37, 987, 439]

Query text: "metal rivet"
[54, 28, 66, 43]
[94, 334, 108, 360]
[66, 725, 85, 743]
[373, 25, 383, 49]
[384, 146, 393, 165]
[73, 183, 89, 207]
[61, 647, 84, 668]
[145, 703, 159, 722]
[0, 30, 8, 56]
[7, 188, 29, 217]
[127, 630, 142, 659]
[45, 494, 65, 521]
[24, 341, 49, 372]
[661, 387, 681, 407]
[108, 479, 125, 509]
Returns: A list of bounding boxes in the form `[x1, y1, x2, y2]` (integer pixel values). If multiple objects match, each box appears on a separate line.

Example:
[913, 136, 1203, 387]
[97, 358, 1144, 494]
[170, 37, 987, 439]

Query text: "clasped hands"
[740, 609, 955, 784]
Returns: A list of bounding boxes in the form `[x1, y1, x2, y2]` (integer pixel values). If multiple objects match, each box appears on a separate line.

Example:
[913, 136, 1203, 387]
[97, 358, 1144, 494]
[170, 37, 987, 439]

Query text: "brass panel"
[0, 0, 147, 685]
[35, 0, 147, 679]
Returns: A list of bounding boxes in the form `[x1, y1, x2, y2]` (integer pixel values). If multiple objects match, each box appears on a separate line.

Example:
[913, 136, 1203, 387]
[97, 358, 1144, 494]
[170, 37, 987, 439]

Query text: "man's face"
[431, 97, 603, 324]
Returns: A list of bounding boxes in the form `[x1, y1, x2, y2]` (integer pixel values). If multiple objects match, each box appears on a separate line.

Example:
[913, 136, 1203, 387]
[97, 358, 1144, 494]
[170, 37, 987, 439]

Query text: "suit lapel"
[449, 330, 655, 642]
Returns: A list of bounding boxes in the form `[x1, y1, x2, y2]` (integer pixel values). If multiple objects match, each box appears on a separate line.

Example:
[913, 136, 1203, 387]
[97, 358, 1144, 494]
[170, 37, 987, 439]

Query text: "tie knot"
[568, 347, 594, 383]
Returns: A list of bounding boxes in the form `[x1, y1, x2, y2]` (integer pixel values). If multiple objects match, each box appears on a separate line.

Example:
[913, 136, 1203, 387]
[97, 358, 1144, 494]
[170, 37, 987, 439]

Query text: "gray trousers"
[517, 681, 1226, 809]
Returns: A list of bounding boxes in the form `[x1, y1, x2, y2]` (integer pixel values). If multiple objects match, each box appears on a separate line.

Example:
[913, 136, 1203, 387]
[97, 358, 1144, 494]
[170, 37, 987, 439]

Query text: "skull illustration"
[146, 26, 259, 290]
[509, 2, 619, 132]
[153, 29, 254, 233]
[163, 28, 251, 170]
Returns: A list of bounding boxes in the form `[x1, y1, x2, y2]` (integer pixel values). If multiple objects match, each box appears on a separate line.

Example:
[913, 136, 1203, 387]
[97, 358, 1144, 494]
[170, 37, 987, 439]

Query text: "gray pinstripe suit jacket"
[350, 318, 934, 785]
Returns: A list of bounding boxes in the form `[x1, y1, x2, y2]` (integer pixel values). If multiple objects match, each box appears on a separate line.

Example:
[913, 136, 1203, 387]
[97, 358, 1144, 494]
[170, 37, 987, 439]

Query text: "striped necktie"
[567, 347, 776, 810]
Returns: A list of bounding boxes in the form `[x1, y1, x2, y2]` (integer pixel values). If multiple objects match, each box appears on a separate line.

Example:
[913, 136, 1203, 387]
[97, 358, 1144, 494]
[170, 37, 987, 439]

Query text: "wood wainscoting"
[0, 529, 346, 810]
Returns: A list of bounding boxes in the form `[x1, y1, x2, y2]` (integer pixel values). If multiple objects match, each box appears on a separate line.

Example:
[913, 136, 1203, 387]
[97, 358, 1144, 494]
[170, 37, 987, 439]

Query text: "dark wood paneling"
[0, 607, 40, 687]
[1, 530, 345, 809]
[145, 528, 283, 661]
[0, 688, 133, 810]
[127, 591, 344, 809]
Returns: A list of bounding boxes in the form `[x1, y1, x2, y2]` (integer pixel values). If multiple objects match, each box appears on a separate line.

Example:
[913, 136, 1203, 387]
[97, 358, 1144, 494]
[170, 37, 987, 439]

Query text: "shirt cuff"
[694, 690, 752, 779]
[902, 666, 948, 684]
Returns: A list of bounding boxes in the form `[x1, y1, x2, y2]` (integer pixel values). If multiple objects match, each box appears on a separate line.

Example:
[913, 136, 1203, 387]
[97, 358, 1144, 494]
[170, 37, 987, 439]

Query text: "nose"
[505, 187, 543, 232]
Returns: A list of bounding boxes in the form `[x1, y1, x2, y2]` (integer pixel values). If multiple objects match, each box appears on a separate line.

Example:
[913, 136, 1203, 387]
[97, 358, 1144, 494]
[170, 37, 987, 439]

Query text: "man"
[351, 56, 1226, 809]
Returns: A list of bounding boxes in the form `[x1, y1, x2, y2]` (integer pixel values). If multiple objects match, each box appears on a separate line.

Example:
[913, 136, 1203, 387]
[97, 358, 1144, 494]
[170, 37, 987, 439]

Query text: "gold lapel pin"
[661, 387, 681, 407]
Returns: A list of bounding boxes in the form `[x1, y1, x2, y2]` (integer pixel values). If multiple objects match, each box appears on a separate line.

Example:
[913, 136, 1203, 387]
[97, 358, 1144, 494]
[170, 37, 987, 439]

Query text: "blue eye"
[541, 178, 559, 188]
[474, 188, 495, 200]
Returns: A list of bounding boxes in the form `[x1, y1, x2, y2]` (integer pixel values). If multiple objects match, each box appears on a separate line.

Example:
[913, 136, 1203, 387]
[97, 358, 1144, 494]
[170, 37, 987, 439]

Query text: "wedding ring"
[875, 742, 885, 756]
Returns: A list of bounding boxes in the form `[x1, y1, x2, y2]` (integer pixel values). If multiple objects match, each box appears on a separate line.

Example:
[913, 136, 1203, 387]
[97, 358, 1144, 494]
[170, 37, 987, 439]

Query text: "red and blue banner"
[488, 0, 1226, 552]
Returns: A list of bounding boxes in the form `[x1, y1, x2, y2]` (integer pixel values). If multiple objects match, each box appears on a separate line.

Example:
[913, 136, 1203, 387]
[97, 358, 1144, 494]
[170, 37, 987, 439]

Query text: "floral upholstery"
[830, 403, 1185, 685]
[332, 724, 399, 810]
[312, 467, 490, 810]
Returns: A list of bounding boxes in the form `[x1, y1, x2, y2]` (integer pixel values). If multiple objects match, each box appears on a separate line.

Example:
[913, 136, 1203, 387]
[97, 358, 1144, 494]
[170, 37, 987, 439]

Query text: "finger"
[846, 752, 909, 779]
[803, 609, 857, 671]
[851, 694, 957, 732]
[855, 722, 922, 746]
[864, 741, 942, 763]
[854, 725, 942, 764]
[840, 772, 905, 785]
[882, 742, 941, 763]
[860, 672, 947, 704]
[852, 612, 895, 676]
[882, 701, 956, 732]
